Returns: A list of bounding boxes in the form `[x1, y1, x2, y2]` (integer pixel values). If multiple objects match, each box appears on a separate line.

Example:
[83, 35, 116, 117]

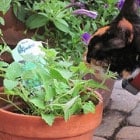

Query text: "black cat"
[86, 0, 140, 78]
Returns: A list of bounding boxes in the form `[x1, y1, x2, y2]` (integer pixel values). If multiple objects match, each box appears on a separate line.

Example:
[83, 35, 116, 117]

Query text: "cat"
[86, 0, 140, 79]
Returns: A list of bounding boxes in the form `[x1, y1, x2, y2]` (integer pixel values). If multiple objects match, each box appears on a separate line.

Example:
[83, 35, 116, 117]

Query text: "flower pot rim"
[0, 101, 102, 119]
[0, 96, 103, 139]
[0, 86, 103, 138]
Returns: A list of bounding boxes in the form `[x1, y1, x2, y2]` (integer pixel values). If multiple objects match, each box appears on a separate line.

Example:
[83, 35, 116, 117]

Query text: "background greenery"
[0, 0, 119, 64]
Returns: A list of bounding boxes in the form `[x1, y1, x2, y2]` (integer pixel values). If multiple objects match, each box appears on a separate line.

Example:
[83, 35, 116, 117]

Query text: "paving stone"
[113, 80, 123, 89]
[110, 87, 138, 112]
[94, 111, 125, 138]
[116, 126, 140, 140]
[136, 92, 140, 101]
[93, 136, 107, 140]
[127, 103, 140, 126]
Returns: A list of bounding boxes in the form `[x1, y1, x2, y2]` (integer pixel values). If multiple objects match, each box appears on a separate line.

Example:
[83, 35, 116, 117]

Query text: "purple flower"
[117, 0, 125, 10]
[73, 9, 98, 19]
[81, 33, 91, 45]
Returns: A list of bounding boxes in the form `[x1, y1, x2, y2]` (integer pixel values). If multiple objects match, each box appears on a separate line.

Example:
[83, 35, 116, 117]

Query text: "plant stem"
[0, 96, 28, 115]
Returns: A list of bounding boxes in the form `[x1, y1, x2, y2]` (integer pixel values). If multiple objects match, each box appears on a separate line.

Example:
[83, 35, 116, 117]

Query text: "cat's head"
[86, 18, 134, 76]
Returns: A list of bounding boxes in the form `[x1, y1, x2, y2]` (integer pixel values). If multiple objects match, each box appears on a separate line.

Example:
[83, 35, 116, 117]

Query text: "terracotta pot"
[0, 8, 33, 46]
[0, 92, 103, 140]
[96, 78, 114, 108]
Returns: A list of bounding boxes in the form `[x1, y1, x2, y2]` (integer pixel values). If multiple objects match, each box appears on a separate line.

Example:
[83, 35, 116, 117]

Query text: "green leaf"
[0, 29, 3, 36]
[35, 66, 50, 85]
[45, 48, 58, 60]
[4, 79, 18, 90]
[5, 62, 23, 80]
[65, 98, 82, 118]
[67, 81, 84, 96]
[58, 61, 73, 68]
[50, 68, 67, 83]
[63, 96, 79, 120]
[26, 14, 48, 29]
[45, 85, 55, 101]
[58, 70, 73, 81]
[29, 98, 45, 109]
[53, 80, 69, 95]
[0, 17, 5, 25]
[0, 61, 9, 68]
[53, 18, 70, 33]
[12, 4, 28, 22]
[107, 0, 118, 4]
[71, 62, 92, 75]
[41, 113, 55, 126]
[22, 70, 35, 80]
[0, 0, 11, 14]
[82, 101, 95, 114]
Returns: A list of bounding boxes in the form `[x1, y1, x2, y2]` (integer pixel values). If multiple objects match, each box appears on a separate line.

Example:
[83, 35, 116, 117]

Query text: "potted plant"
[0, 41, 116, 140]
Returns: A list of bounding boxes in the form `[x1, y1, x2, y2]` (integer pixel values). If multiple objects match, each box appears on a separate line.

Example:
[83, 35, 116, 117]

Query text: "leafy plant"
[0, 0, 128, 64]
[0, 44, 116, 126]
[0, 0, 121, 63]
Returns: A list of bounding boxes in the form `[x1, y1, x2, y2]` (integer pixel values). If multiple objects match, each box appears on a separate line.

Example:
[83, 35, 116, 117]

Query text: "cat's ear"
[117, 18, 134, 43]
[107, 18, 134, 49]
[92, 26, 110, 37]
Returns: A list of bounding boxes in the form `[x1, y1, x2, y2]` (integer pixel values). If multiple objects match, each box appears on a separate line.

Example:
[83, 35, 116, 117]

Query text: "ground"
[93, 80, 140, 140]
